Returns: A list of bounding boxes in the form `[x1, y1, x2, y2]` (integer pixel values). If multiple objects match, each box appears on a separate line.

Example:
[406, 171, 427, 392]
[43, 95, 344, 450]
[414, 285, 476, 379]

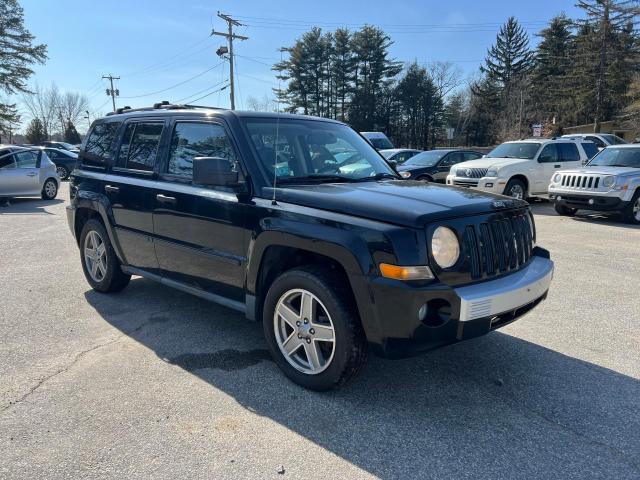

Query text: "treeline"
[273, 0, 640, 148]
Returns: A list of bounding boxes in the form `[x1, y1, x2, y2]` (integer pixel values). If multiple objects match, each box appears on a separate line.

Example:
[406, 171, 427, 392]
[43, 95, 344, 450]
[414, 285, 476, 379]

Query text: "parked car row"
[0, 145, 60, 201]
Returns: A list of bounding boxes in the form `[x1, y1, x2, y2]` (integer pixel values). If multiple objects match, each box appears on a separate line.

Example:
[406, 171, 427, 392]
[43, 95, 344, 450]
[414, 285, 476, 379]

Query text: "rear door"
[106, 119, 166, 271]
[3, 150, 42, 195]
[0, 150, 20, 196]
[152, 119, 248, 301]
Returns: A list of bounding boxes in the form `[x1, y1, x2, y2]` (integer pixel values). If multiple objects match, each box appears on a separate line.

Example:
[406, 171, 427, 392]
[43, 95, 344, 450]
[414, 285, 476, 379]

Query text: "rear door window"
[463, 152, 482, 161]
[167, 122, 236, 180]
[81, 122, 121, 168]
[116, 122, 164, 172]
[558, 143, 580, 162]
[581, 142, 598, 159]
[0, 152, 16, 169]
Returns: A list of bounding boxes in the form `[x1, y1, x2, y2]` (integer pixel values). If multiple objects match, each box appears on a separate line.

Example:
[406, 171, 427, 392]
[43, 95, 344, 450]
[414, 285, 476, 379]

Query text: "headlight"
[431, 226, 460, 269]
[602, 176, 616, 188]
[400, 171, 412, 179]
[486, 167, 498, 177]
[552, 173, 562, 183]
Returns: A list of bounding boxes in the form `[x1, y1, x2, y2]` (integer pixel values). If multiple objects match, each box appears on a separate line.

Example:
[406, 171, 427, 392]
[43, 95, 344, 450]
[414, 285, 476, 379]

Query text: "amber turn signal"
[379, 263, 434, 281]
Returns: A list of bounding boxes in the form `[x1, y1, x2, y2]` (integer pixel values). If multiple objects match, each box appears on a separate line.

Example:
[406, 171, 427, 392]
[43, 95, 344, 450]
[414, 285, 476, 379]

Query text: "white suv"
[548, 145, 640, 224]
[446, 139, 591, 199]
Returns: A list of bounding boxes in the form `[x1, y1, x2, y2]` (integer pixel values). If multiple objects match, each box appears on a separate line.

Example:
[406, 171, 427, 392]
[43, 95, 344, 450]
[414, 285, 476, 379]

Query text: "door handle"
[156, 193, 176, 205]
[105, 184, 119, 193]
[554, 164, 562, 168]
[26, 172, 37, 177]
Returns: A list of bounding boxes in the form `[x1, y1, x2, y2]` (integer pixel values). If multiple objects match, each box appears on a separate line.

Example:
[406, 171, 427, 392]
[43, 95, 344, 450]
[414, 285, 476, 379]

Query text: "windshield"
[368, 137, 394, 150]
[587, 147, 640, 168]
[403, 150, 447, 167]
[600, 134, 627, 145]
[487, 142, 540, 159]
[244, 118, 397, 184]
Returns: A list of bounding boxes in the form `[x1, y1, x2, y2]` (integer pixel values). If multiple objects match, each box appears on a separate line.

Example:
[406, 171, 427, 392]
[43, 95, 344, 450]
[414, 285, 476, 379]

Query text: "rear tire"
[417, 175, 433, 182]
[622, 190, 640, 225]
[41, 178, 58, 200]
[263, 265, 368, 391]
[554, 202, 577, 216]
[79, 219, 131, 292]
[503, 179, 526, 200]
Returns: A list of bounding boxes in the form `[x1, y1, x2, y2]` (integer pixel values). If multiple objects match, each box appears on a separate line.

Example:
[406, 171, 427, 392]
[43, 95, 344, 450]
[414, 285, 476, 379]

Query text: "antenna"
[272, 48, 284, 206]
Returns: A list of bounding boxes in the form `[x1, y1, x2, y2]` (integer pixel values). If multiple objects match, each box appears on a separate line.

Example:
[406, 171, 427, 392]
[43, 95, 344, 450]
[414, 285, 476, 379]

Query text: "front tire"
[56, 165, 70, 180]
[554, 202, 577, 216]
[503, 179, 526, 200]
[41, 178, 58, 200]
[79, 219, 131, 292]
[263, 266, 368, 391]
[622, 190, 640, 225]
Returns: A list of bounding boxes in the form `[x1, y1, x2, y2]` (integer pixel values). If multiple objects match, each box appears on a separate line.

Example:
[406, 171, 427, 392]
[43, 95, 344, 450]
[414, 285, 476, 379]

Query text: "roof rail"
[106, 101, 226, 116]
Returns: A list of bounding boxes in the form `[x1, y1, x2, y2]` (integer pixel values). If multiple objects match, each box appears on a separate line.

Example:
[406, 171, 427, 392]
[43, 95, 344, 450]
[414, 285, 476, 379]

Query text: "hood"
[267, 180, 527, 228]
[558, 166, 639, 177]
[453, 157, 532, 169]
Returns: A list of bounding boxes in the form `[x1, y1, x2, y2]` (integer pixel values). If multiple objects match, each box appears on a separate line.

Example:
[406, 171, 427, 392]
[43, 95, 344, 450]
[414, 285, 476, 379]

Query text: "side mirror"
[193, 157, 240, 187]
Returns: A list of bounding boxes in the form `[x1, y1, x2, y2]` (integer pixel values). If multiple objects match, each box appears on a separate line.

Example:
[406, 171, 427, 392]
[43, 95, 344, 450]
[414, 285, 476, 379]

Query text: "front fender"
[246, 216, 387, 345]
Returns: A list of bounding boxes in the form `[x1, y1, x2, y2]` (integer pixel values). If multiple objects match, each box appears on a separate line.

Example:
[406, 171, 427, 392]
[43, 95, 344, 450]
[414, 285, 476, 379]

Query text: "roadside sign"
[532, 123, 542, 137]
[446, 128, 455, 140]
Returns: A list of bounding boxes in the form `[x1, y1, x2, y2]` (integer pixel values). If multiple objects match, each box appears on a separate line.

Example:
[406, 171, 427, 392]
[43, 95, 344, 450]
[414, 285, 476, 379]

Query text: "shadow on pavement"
[0, 197, 63, 215]
[85, 277, 640, 479]
[530, 202, 638, 228]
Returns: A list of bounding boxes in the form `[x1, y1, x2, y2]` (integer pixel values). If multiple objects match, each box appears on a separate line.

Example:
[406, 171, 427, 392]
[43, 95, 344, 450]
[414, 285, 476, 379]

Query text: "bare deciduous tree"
[427, 61, 464, 99]
[22, 84, 89, 139]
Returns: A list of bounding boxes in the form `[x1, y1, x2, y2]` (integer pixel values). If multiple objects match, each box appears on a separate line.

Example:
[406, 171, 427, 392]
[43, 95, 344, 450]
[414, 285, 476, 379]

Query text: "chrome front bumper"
[455, 256, 554, 321]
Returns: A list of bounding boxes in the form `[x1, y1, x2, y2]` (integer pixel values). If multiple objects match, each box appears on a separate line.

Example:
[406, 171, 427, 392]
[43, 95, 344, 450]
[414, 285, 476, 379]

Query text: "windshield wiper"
[275, 174, 354, 185]
[351, 172, 399, 182]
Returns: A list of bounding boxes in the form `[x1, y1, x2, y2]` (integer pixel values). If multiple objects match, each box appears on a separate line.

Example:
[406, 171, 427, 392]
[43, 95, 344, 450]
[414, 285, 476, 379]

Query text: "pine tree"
[481, 17, 534, 96]
[25, 117, 46, 144]
[63, 121, 81, 144]
[0, 0, 47, 134]
[331, 28, 354, 121]
[575, 0, 639, 131]
[531, 15, 575, 131]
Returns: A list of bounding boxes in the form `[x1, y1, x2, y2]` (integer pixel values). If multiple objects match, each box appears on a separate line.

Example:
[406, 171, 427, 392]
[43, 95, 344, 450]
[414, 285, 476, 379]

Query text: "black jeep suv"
[67, 103, 554, 390]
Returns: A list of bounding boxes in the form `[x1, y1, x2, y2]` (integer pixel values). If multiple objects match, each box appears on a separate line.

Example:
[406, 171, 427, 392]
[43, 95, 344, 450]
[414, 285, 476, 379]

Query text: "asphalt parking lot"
[1, 182, 639, 479]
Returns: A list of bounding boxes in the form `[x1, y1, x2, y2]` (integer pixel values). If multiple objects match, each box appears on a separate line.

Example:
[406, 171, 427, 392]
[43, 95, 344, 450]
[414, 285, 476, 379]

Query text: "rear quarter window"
[79, 122, 121, 168]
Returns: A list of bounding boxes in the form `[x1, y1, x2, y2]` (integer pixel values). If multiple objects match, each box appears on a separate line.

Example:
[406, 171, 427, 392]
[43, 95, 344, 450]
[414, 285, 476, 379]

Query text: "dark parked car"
[40, 141, 80, 153]
[397, 149, 484, 182]
[67, 103, 553, 391]
[39, 147, 78, 180]
[379, 148, 422, 164]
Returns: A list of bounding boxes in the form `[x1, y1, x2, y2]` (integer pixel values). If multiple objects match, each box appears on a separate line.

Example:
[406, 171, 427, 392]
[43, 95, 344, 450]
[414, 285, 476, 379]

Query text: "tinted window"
[558, 143, 580, 161]
[14, 151, 38, 168]
[441, 152, 463, 166]
[404, 150, 447, 167]
[369, 137, 394, 150]
[581, 142, 598, 159]
[538, 144, 558, 162]
[464, 152, 482, 161]
[585, 136, 606, 148]
[116, 122, 163, 172]
[82, 122, 121, 167]
[0, 153, 16, 169]
[167, 122, 236, 179]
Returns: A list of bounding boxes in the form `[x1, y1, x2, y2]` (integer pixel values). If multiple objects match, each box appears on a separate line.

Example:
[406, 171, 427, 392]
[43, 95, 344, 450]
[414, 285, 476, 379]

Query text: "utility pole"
[102, 74, 120, 111]
[212, 12, 248, 110]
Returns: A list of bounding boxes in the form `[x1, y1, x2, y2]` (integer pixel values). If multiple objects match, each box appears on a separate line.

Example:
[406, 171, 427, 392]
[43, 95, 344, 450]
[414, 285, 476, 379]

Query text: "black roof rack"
[106, 100, 226, 116]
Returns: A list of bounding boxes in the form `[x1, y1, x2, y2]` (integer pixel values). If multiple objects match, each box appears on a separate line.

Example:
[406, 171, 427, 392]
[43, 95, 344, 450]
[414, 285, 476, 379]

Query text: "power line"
[121, 36, 212, 77]
[186, 84, 229, 104]
[174, 79, 229, 103]
[119, 62, 225, 99]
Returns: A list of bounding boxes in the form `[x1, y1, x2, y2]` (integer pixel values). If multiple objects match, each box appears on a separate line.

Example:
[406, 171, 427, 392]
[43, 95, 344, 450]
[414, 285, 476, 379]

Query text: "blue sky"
[16, 0, 583, 131]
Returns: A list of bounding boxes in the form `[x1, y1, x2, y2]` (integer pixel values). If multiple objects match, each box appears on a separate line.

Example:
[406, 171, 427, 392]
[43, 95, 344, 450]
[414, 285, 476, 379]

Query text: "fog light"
[557, 196, 562, 201]
[485, 183, 493, 188]
[589, 198, 595, 205]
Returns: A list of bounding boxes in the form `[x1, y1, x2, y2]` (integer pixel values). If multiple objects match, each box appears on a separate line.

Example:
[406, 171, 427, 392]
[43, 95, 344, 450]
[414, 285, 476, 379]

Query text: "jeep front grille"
[559, 174, 603, 191]
[462, 213, 534, 279]
[457, 168, 488, 178]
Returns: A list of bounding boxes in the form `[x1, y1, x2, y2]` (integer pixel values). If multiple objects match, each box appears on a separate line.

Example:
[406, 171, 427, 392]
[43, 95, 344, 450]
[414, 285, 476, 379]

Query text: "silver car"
[0, 145, 60, 201]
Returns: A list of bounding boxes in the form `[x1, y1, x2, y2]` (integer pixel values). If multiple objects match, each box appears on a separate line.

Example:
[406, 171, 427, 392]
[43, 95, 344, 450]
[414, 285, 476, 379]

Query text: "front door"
[434, 152, 463, 181]
[152, 120, 248, 301]
[535, 144, 560, 194]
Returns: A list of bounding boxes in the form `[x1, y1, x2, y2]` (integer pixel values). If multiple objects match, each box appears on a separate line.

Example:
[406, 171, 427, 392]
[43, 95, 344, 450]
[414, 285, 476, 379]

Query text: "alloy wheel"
[56, 166, 67, 179]
[273, 289, 336, 375]
[44, 180, 57, 198]
[634, 197, 640, 221]
[509, 184, 524, 199]
[84, 230, 107, 282]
